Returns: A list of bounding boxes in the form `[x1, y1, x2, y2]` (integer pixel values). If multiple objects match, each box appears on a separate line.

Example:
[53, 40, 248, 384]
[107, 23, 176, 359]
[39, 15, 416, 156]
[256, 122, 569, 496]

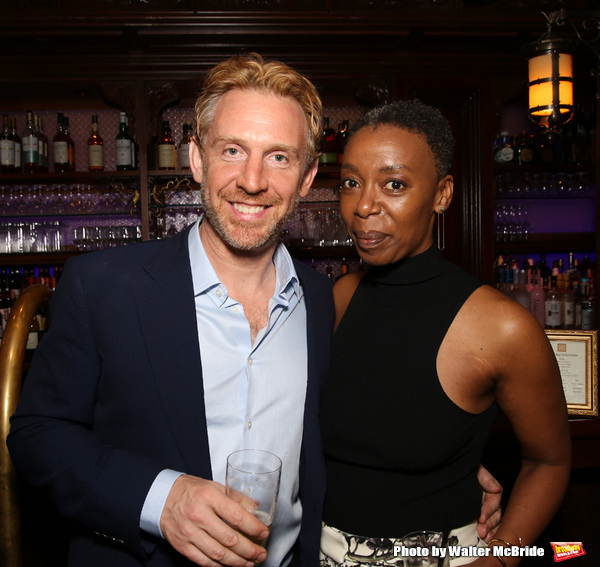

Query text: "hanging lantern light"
[526, 12, 576, 130]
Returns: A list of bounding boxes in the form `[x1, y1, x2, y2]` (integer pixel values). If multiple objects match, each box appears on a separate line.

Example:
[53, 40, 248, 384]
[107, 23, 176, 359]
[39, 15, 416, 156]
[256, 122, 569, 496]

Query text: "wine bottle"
[529, 268, 546, 328]
[64, 116, 76, 171]
[319, 117, 337, 166]
[10, 117, 22, 172]
[22, 110, 39, 173]
[0, 114, 15, 172]
[53, 112, 70, 172]
[178, 122, 192, 170]
[336, 119, 349, 164]
[560, 273, 575, 330]
[25, 312, 40, 351]
[116, 112, 133, 171]
[35, 114, 48, 172]
[581, 277, 595, 330]
[157, 120, 176, 170]
[88, 114, 104, 171]
[545, 275, 562, 329]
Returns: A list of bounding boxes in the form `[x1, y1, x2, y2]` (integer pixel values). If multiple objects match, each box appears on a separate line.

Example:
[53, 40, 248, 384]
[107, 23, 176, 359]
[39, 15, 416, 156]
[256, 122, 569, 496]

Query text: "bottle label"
[116, 139, 133, 166]
[88, 144, 104, 168]
[14, 144, 21, 167]
[23, 136, 38, 163]
[26, 331, 39, 350]
[158, 144, 176, 169]
[38, 139, 47, 167]
[520, 148, 533, 163]
[545, 300, 562, 326]
[0, 139, 15, 166]
[581, 308, 594, 330]
[179, 143, 190, 168]
[563, 301, 575, 326]
[499, 147, 514, 163]
[54, 141, 69, 164]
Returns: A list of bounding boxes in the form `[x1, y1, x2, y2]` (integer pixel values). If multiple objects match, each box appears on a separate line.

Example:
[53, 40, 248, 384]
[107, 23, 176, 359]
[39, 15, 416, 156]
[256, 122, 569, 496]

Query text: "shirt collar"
[188, 217, 302, 303]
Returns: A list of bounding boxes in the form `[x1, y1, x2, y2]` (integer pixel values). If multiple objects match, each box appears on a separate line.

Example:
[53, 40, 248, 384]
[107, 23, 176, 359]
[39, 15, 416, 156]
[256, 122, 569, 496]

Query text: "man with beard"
[8, 53, 334, 567]
[8, 54, 501, 567]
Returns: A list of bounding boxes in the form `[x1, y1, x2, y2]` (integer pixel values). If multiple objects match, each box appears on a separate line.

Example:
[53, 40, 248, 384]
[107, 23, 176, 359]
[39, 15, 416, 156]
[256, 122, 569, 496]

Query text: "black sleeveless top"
[321, 247, 498, 537]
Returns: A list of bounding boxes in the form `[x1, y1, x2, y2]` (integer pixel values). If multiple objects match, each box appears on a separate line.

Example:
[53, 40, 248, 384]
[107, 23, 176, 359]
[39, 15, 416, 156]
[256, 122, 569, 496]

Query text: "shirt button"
[215, 289, 223, 297]
[246, 420, 253, 430]
[248, 358, 253, 366]
[233, 306, 240, 313]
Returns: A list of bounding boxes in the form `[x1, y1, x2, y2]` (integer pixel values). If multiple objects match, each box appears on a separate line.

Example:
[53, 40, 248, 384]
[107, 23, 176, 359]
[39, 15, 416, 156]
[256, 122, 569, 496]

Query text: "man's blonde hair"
[194, 53, 322, 169]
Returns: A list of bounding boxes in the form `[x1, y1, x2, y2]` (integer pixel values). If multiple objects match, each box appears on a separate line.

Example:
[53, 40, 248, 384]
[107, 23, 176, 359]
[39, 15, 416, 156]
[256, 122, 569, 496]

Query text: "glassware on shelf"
[494, 204, 532, 242]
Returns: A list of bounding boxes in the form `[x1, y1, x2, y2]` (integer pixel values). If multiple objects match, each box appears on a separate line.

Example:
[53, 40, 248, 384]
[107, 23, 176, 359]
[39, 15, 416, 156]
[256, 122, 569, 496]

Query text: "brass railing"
[0, 284, 53, 567]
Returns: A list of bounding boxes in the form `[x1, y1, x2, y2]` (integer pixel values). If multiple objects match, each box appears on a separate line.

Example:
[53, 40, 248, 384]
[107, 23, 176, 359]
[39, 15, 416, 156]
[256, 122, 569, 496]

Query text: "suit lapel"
[134, 228, 212, 478]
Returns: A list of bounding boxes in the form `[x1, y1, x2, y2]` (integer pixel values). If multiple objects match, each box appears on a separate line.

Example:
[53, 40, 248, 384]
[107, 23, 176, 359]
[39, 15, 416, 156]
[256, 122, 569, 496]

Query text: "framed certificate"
[545, 330, 598, 417]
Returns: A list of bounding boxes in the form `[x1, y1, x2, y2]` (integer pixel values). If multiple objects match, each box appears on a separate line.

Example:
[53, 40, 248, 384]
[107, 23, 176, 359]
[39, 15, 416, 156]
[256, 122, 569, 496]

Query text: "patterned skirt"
[320, 521, 486, 567]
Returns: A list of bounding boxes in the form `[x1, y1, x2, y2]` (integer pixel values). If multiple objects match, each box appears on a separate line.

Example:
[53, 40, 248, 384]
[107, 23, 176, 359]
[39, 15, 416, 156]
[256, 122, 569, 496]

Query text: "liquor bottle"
[319, 117, 337, 166]
[8, 267, 22, 303]
[578, 254, 593, 280]
[126, 114, 138, 170]
[545, 275, 562, 329]
[21, 110, 39, 173]
[493, 131, 514, 165]
[529, 268, 546, 328]
[560, 273, 575, 330]
[63, 116, 76, 171]
[514, 131, 534, 165]
[336, 119, 349, 164]
[494, 255, 509, 290]
[581, 277, 595, 330]
[0, 114, 15, 172]
[157, 120, 177, 170]
[336, 257, 349, 281]
[512, 268, 531, 311]
[25, 312, 40, 351]
[10, 117, 22, 172]
[116, 112, 133, 171]
[35, 114, 48, 172]
[87, 114, 104, 171]
[325, 263, 335, 281]
[537, 255, 551, 291]
[496, 259, 516, 301]
[53, 112, 70, 172]
[545, 130, 563, 164]
[178, 122, 192, 170]
[574, 278, 585, 329]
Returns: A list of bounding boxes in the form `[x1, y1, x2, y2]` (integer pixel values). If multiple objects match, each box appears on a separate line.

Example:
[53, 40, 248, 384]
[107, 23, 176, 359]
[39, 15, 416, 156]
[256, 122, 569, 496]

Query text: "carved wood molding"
[146, 81, 183, 139]
[100, 81, 137, 131]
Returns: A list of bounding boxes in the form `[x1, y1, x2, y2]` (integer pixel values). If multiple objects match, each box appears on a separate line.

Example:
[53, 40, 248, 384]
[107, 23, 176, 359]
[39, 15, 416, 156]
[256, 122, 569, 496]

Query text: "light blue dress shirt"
[141, 218, 308, 567]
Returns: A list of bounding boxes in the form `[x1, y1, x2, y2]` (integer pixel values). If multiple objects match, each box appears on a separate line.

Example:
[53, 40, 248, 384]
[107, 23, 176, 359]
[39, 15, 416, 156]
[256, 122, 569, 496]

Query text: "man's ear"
[299, 159, 319, 198]
[189, 137, 204, 185]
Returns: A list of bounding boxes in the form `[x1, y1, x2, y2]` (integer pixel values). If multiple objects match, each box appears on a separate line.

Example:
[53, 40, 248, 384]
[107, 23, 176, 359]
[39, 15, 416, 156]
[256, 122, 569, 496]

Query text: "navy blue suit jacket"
[8, 226, 334, 567]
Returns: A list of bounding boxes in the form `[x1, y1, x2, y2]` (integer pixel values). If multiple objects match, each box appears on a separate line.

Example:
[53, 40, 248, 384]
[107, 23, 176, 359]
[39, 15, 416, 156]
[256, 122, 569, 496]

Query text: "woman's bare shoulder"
[463, 284, 550, 347]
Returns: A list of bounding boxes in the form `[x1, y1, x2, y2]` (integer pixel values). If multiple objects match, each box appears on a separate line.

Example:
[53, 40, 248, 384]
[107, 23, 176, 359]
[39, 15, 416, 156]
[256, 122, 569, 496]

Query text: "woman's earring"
[437, 206, 445, 251]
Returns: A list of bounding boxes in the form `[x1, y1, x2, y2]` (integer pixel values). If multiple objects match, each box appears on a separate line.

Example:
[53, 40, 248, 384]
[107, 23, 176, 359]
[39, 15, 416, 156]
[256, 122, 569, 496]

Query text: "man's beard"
[200, 162, 302, 252]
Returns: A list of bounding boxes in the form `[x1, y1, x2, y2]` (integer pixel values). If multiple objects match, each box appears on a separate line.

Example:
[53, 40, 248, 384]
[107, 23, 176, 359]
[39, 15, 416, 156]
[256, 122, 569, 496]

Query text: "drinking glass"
[225, 449, 282, 547]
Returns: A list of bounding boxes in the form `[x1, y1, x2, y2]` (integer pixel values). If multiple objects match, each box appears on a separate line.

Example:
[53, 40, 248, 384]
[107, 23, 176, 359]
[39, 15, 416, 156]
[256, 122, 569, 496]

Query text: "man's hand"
[476, 465, 503, 542]
[160, 474, 268, 567]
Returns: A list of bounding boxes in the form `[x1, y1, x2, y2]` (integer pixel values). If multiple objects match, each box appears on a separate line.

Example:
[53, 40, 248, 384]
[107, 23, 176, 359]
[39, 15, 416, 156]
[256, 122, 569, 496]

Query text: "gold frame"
[545, 330, 598, 417]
